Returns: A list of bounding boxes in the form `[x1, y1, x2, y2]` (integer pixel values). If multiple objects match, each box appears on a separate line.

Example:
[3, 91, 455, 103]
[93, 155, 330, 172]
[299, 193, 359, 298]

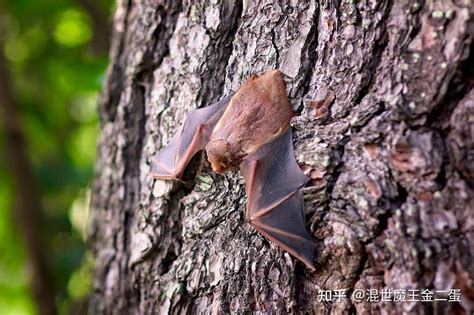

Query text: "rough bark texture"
[90, 0, 474, 314]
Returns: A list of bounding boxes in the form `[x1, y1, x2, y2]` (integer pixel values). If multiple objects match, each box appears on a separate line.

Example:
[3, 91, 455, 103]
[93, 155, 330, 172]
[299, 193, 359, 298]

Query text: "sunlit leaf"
[22, 26, 47, 57]
[69, 93, 98, 123]
[69, 189, 90, 241]
[4, 36, 30, 63]
[67, 252, 94, 299]
[54, 9, 92, 47]
[68, 123, 99, 169]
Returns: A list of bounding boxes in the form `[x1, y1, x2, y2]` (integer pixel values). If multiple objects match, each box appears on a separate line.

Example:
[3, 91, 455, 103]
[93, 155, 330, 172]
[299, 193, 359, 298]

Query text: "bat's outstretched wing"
[240, 129, 316, 270]
[151, 96, 232, 180]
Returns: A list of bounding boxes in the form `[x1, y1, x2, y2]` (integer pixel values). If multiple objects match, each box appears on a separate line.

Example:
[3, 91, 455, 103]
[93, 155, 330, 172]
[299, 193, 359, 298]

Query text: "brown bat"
[151, 70, 316, 269]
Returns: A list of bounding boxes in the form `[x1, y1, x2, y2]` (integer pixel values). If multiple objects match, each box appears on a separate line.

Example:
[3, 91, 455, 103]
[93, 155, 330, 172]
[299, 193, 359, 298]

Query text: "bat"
[151, 70, 317, 270]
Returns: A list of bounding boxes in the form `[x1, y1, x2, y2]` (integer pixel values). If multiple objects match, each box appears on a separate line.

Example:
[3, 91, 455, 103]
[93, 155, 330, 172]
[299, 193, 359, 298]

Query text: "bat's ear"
[269, 69, 283, 77]
[260, 69, 284, 79]
[247, 73, 258, 80]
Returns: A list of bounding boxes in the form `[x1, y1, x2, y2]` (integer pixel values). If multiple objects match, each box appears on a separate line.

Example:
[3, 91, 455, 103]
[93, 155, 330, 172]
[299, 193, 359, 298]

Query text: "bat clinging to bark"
[151, 70, 317, 269]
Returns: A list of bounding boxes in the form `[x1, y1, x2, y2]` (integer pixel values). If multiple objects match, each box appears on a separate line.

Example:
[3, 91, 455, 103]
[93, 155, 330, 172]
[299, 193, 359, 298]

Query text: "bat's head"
[206, 138, 242, 173]
[206, 69, 293, 174]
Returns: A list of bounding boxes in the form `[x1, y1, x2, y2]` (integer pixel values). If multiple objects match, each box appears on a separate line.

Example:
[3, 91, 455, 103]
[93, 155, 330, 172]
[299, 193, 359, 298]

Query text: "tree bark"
[90, 1, 474, 314]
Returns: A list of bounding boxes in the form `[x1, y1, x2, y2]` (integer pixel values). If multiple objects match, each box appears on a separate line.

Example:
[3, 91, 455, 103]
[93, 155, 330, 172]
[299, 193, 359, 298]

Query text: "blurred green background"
[0, 0, 113, 314]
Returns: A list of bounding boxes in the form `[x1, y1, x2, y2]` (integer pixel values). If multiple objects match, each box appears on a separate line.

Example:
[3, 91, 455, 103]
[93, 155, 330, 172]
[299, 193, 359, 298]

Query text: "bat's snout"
[211, 163, 226, 173]
[206, 138, 238, 173]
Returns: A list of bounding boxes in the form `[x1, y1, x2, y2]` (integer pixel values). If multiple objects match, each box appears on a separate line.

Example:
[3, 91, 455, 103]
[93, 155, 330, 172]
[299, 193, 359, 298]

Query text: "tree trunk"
[90, 1, 474, 314]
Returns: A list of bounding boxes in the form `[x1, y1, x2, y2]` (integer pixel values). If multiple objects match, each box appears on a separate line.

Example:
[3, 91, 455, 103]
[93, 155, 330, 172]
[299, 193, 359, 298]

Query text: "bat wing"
[240, 129, 316, 269]
[151, 95, 232, 180]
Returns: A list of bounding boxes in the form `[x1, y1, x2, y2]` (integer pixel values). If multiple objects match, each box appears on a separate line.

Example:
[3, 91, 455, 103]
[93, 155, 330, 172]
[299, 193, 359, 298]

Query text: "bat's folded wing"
[151, 96, 232, 180]
[240, 129, 316, 269]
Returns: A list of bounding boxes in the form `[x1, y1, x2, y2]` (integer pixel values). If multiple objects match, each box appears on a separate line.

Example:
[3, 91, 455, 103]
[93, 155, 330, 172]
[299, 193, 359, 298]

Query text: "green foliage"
[0, 0, 113, 313]
[0, 173, 35, 315]
[54, 9, 93, 47]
